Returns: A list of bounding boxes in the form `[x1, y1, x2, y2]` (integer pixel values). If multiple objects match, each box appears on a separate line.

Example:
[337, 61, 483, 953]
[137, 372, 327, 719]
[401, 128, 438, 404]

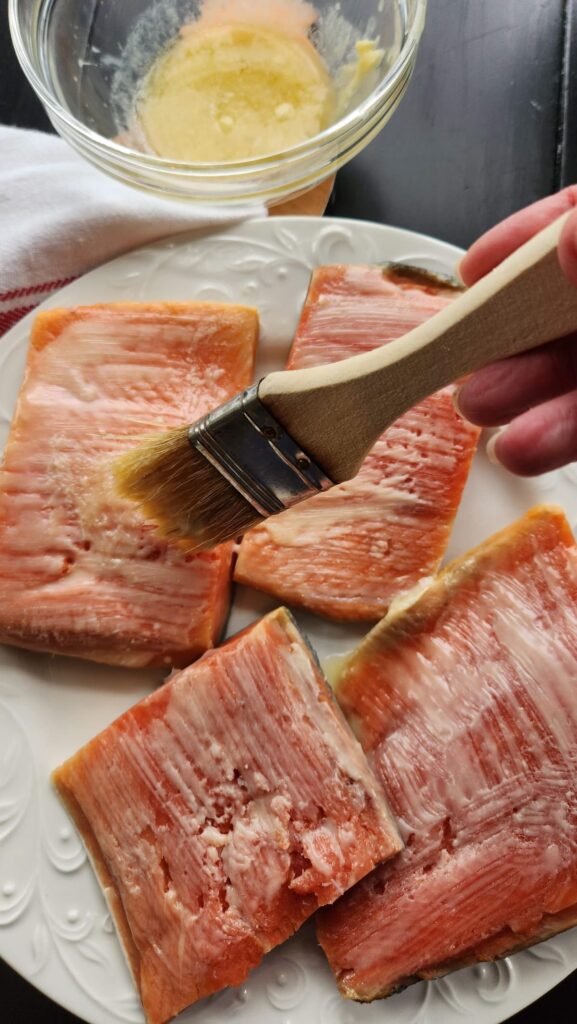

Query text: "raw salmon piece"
[53, 607, 401, 1024]
[235, 266, 480, 621]
[0, 303, 257, 668]
[317, 506, 577, 1000]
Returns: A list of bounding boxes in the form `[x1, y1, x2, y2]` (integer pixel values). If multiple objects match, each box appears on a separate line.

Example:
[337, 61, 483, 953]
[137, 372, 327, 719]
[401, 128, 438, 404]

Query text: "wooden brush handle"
[260, 212, 577, 482]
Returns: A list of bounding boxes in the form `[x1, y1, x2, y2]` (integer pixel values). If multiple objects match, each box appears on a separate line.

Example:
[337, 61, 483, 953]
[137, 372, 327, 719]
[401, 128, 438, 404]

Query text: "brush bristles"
[113, 427, 264, 549]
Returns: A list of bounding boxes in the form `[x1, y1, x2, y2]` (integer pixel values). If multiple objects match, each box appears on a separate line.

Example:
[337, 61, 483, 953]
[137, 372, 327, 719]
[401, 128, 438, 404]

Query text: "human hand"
[456, 188, 577, 475]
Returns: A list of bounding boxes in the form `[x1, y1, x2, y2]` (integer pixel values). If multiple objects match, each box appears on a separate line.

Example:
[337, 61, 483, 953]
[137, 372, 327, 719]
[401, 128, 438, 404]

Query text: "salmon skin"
[53, 607, 401, 1024]
[0, 302, 257, 668]
[235, 265, 480, 621]
[317, 506, 577, 1000]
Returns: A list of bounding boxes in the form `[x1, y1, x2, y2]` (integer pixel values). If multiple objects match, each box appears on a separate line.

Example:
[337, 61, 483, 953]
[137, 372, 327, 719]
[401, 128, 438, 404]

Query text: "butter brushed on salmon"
[234, 265, 480, 621]
[317, 506, 577, 1000]
[53, 607, 401, 1024]
[0, 302, 257, 667]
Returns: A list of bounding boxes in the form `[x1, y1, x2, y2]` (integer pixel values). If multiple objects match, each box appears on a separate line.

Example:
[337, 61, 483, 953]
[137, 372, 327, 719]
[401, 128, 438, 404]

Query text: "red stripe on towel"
[0, 305, 37, 334]
[0, 277, 75, 303]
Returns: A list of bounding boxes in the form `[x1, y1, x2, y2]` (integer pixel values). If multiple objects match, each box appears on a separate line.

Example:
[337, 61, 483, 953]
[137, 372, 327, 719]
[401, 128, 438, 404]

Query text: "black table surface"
[2, 0, 577, 1021]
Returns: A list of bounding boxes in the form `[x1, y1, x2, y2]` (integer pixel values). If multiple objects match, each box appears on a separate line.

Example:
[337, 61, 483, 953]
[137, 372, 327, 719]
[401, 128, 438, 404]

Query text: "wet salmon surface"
[235, 266, 480, 620]
[53, 608, 401, 1024]
[0, 303, 257, 667]
[317, 507, 577, 1000]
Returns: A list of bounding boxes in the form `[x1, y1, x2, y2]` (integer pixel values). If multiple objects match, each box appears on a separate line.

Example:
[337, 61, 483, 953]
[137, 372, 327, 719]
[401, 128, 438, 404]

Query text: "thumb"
[558, 207, 577, 289]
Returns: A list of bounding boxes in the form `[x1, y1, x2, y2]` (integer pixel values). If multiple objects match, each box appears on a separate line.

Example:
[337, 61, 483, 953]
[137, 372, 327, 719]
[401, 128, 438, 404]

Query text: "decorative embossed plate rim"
[0, 217, 576, 1024]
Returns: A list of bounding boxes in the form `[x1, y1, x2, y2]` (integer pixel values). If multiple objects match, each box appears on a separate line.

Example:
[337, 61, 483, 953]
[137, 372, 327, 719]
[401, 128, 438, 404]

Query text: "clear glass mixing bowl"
[10, 0, 427, 205]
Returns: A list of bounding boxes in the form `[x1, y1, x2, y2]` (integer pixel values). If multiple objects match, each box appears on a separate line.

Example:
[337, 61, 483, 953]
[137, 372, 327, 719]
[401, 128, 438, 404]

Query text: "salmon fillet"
[0, 303, 257, 668]
[317, 506, 577, 999]
[53, 607, 401, 1024]
[235, 266, 481, 621]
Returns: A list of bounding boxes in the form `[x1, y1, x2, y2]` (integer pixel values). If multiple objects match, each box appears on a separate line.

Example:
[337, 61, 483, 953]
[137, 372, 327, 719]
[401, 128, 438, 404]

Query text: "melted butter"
[137, 22, 334, 163]
[133, 0, 384, 163]
[336, 39, 386, 117]
[383, 576, 436, 625]
[321, 651, 353, 691]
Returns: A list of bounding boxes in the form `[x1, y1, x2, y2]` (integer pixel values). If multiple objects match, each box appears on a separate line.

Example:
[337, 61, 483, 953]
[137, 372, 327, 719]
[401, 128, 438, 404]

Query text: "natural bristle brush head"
[113, 426, 264, 550]
[112, 385, 332, 550]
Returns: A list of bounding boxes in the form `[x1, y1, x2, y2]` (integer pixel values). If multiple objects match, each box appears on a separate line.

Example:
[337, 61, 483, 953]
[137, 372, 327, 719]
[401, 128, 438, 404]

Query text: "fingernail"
[455, 259, 466, 287]
[452, 386, 467, 420]
[486, 430, 504, 466]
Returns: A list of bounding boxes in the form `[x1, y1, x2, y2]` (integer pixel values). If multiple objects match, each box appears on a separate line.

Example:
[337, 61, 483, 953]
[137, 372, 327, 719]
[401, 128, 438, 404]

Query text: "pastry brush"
[114, 213, 577, 549]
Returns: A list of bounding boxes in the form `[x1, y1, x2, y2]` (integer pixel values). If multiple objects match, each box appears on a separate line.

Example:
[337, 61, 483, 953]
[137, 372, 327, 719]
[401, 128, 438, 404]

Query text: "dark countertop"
[1, 0, 577, 1021]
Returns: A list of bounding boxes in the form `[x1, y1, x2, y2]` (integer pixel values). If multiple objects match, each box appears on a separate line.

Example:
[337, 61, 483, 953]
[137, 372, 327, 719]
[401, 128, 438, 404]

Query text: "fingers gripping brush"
[114, 213, 577, 549]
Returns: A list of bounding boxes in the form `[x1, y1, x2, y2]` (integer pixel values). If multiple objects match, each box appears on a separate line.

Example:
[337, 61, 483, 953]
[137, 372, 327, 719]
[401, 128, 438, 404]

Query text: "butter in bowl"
[9, 0, 427, 205]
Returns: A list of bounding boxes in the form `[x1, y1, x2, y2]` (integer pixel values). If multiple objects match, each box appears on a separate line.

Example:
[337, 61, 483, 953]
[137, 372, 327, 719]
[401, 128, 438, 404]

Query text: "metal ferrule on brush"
[188, 384, 333, 517]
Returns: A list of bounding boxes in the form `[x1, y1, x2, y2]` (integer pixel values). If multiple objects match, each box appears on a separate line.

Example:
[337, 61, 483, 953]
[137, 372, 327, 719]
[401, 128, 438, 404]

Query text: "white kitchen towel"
[0, 125, 265, 333]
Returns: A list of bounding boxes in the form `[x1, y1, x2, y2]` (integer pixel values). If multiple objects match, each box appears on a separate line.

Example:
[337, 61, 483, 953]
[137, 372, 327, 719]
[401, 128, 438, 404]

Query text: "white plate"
[1, 217, 576, 1024]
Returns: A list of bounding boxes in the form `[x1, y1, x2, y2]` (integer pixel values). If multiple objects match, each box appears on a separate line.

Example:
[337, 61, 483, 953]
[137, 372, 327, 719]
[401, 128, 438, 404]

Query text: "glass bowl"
[10, 0, 427, 206]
